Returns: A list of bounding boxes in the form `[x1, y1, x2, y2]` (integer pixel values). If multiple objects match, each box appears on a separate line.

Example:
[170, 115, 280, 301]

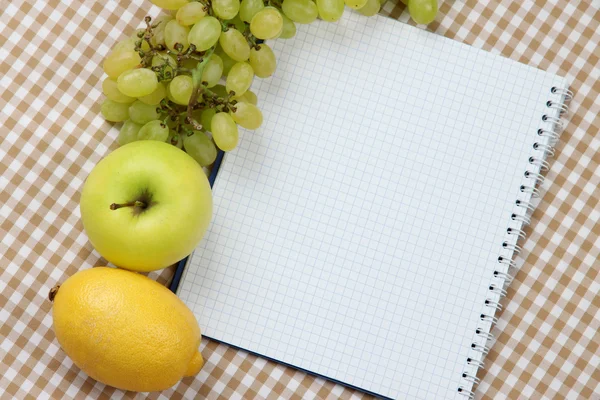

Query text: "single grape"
[138, 82, 167, 105]
[118, 120, 142, 146]
[212, 0, 240, 20]
[200, 108, 217, 130]
[229, 15, 247, 32]
[344, 0, 368, 8]
[279, 14, 297, 39]
[249, 44, 276, 78]
[128, 101, 160, 125]
[113, 37, 136, 53]
[176, 2, 206, 25]
[201, 55, 224, 88]
[149, 0, 189, 10]
[103, 49, 141, 80]
[101, 99, 130, 122]
[408, 0, 437, 24]
[183, 132, 218, 166]
[165, 19, 190, 51]
[240, 0, 264, 22]
[357, 0, 380, 16]
[130, 30, 151, 51]
[211, 112, 239, 151]
[219, 29, 251, 62]
[226, 62, 254, 96]
[231, 102, 263, 130]
[168, 75, 194, 105]
[166, 85, 178, 103]
[282, 0, 318, 24]
[137, 120, 170, 142]
[317, 0, 344, 21]
[181, 57, 199, 70]
[211, 85, 228, 98]
[250, 7, 283, 39]
[102, 78, 135, 104]
[233, 89, 258, 105]
[215, 46, 236, 76]
[150, 15, 174, 46]
[188, 16, 222, 51]
[117, 68, 158, 98]
[168, 131, 184, 149]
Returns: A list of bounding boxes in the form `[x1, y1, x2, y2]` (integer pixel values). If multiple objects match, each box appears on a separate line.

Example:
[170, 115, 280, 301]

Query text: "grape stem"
[186, 48, 216, 130]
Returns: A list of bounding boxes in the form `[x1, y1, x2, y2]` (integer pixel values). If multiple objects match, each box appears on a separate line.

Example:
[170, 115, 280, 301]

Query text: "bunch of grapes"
[100, 0, 437, 168]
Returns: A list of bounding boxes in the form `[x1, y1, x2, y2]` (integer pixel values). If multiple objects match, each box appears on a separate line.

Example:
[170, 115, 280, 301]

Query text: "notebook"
[172, 12, 570, 400]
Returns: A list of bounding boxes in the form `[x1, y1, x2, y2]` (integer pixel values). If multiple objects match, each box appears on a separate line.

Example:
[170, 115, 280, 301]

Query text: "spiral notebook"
[172, 12, 570, 400]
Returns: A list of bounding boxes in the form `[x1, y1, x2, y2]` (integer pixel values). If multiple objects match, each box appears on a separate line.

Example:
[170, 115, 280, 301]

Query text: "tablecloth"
[1, 0, 599, 398]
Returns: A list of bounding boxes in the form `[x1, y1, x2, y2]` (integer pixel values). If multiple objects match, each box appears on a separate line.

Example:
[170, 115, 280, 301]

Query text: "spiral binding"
[458, 85, 571, 397]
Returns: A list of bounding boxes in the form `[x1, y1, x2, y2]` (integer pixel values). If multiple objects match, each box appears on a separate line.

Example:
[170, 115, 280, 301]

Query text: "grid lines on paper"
[179, 12, 566, 400]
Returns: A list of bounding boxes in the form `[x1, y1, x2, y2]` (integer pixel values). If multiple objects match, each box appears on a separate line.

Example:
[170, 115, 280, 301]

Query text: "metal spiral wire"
[458, 86, 571, 398]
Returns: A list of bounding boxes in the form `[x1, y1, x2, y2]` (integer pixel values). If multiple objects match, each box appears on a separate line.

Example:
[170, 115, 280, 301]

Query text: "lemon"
[50, 267, 204, 392]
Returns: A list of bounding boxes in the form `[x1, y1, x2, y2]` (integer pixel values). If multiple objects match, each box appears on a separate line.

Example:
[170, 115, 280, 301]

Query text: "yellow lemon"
[50, 267, 204, 392]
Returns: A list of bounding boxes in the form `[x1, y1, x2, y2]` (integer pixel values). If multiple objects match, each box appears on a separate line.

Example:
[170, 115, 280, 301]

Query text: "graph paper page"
[179, 12, 568, 399]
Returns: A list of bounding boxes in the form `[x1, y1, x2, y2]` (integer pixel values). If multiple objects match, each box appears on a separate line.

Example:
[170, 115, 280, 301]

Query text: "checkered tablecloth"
[1, 0, 599, 399]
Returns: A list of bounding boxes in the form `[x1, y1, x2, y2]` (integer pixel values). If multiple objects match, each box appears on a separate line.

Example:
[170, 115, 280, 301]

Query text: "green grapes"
[219, 29, 251, 62]
[231, 102, 263, 130]
[211, 112, 239, 151]
[357, 0, 380, 16]
[282, 0, 319, 24]
[138, 120, 170, 141]
[408, 0, 438, 24]
[150, 15, 174, 46]
[168, 132, 184, 149]
[138, 82, 167, 105]
[149, 0, 189, 10]
[103, 49, 140, 79]
[102, 78, 135, 104]
[215, 46, 237, 76]
[279, 14, 297, 39]
[226, 62, 254, 96]
[117, 68, 158, 98]
[344, 0, 368, 9]
[240, 0, 264, 22]
[181, 57, 199, 70]
[164, 20, 190, 51]
[229, 15, 247, 32]
[233, 89, 258, 105]
[200, 108, 217, 130]
[211, 84, 229, 98]
[118, 120, 142, 145]
[317, 0, 344, 21]
[201, 55, 224, 88]
[249, 44, 276, 78]
[169, 75, 194, 105]
[113, 37, 136, 53]
[102, 0, 390, 156]
[176, 2, 206, 25]
[101, 99, 129, 122]
[188, 16, 222, 51]
[128, 101, 160, 125]
[250, 7, 284, 40]
[212, 0, 241, 20]
[183, 132, 218, 166]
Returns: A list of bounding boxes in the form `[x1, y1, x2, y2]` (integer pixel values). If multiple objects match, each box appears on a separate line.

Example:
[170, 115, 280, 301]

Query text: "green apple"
[80, 141, 212, 272]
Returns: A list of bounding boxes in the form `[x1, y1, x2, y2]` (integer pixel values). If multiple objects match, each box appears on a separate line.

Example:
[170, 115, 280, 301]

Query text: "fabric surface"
[0, 0, 598, 399]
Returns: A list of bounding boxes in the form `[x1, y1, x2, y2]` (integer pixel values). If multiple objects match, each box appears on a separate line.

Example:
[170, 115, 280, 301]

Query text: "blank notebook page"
[179, 12, 568, 400]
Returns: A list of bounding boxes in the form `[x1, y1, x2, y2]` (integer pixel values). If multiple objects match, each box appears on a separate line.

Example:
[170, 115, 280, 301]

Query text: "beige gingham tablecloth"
[1, 0, 599, 398]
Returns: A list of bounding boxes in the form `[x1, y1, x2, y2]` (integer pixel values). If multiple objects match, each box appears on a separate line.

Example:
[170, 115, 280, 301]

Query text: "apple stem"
[110, 201, 146, 210]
